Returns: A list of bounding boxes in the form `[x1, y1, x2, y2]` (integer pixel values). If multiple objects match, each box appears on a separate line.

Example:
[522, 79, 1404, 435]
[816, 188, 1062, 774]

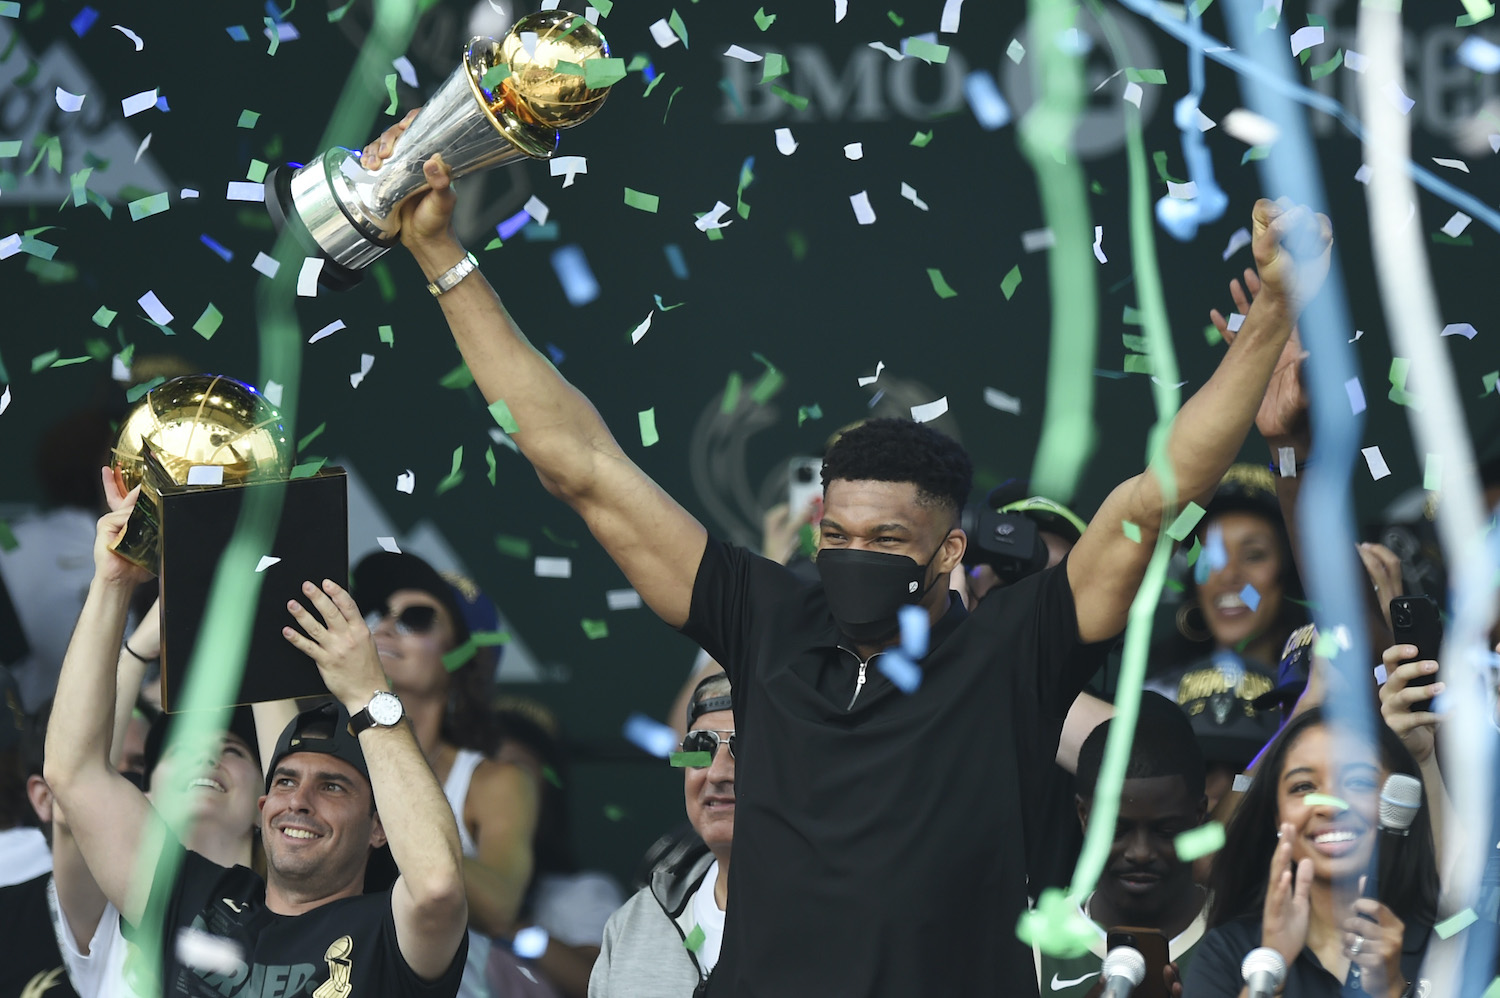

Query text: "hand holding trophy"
[266, 10, 613, 292]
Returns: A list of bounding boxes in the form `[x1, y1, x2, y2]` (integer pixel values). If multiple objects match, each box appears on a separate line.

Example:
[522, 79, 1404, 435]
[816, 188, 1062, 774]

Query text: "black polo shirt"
[681, 537, 1111, 997]
[1184, 914, 1431, 997]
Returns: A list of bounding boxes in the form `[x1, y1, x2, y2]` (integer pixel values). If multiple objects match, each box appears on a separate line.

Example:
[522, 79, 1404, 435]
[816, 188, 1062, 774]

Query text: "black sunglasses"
[363, 603, 439, 636]
[680, 729, 736, 764]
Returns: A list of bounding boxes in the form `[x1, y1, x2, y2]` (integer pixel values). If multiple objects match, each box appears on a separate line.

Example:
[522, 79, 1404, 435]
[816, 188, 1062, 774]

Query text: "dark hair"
[6, 700, 51, 832]
[1076, 692, 1207, 801]
[1207, 708, 1439, 929]
[444, 660, 499, 754]
[820, 418, 973, 516]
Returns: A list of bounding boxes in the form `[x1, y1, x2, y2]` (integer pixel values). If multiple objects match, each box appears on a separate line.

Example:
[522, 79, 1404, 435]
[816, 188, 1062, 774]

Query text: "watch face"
[368, 692, 403, 726]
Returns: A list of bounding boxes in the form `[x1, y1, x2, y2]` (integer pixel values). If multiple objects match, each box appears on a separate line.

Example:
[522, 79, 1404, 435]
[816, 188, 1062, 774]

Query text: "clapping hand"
[1261, 824, 1314, 966]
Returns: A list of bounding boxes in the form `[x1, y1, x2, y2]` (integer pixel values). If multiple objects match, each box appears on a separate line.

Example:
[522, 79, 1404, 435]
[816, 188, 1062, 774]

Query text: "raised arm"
[1067, 199, 1333, 644]
[365, 112, 705, 629]
[284, 579, 467, 981]
[43, 505, 175, 928]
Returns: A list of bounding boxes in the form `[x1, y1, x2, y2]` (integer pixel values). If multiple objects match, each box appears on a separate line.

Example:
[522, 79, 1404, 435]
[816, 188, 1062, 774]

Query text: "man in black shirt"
[364, 109, 1332, 996]
[44, 504, 470, 996]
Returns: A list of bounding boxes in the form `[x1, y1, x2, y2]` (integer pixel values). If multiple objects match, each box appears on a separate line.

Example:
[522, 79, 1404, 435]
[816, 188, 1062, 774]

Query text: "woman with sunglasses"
[352, 551, 538, 998]
[1182, 708, 1438, 997]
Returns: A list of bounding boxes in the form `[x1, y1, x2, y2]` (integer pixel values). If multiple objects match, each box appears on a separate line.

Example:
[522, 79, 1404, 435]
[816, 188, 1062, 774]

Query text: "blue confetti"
[622, 712, 677, 758]
[1345, 377, 1366, 415]
[521, 221, 560, 242]
[898, 605, 929, 659]
[264, 0, 288, 20]
[199, 234, 234, 262]
[879, 653, 922, 694]
[550, 245, 600, 306]
[1203, 522, 1228, 573]
[70, 6, 98, 36]
[1457, 37, 1500, 75]
[868, 389, 885, 408]
[155, 95, 171, 112]
[545, 343, 566, 365]
[226, 24, 249, 41]
[641, 62, 657, 84]
[496, 210, 530, 241]
[962, 70, 1011, 131]
[1238, 583, 1260, 612]
[286, 161, 304, 169]
[664, 243, 689, 280]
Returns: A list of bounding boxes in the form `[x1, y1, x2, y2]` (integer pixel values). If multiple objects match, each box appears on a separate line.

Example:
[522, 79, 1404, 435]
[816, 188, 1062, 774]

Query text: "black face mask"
[815, 537, 948, 645]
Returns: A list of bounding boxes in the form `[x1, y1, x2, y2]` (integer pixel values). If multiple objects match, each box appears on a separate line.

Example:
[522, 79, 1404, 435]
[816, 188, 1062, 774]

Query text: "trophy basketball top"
[113, 374, 294, 492]
[469, 10, 612, 139]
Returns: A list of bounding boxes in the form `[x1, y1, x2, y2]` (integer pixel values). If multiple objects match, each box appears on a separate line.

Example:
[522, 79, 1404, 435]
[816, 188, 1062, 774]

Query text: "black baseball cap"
[143, 705, 258, 790]
[264, 701, 369, 793]
[1252, 623, 1319, 710]
[351, 551, 471, 649]
[1173, 660, 1282, 769]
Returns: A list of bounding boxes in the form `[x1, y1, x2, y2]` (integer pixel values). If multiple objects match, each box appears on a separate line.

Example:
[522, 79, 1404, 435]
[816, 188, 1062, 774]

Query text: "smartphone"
[1105, 928, 1170, 998]
[1390, 594, 1443, 712]
[787, 457, 824, 519]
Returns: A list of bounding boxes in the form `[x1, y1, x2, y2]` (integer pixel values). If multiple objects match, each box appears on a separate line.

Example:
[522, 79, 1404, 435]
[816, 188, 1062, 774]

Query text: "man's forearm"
[45, 579, 134, 792]
[355, 720, 465, 907]
[412, 236, 621, 500]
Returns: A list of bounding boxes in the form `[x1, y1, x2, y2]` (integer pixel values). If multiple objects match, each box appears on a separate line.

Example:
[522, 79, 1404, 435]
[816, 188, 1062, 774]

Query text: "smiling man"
[364, 102, 1333, 996]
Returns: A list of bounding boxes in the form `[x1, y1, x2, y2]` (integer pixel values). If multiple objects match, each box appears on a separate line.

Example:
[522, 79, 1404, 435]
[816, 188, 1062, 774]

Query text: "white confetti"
[0, 233, 21, 259]
[775, 127, 798, 155]
[1278, 447, 1298, 478]
[138, 291, 173, 325]
[308, 319, 345, 343]
[834, 0, 847, 21]
[1345, 377, 1366, 414]
[112, 24, 144, 50]
[227, 181, 265, 202]
[849, 190, 877, 225]
[180, 188, 199, 199]
[513, 926, 549, 959]
[585, 7, 599, 24]
[254, 556, 281, 573]
[1195, 108, 1216, 131]
[1354, 163, 1372, 184]
[296, 257, 325, 297]
[1227, 312, 1246, 332]
[1432, 157, 1470, 174]
[350, 353, 375, 388]
[251, 252, 280, 278]
[55, 88, 86, 112]
[1382, 80, 1415, 115]
[396, 470, 415, 494]
[263, 381, 283, 406]
[1093, 225, 1107, 263]
[1440, 323, 1478, 340]
[1349, 329, 1365, 343]
[1021, 228, 1055, 252]
[523, 195, 550, 226]
[648, 18, 679, 47]
[606, 588, 643, 610]
[1222, 227, 1251, 260]
[1456, 36, 1500, 74]
[940, 0, 965, 32]
[534, 556, 572, 578]
[377, 536, 401, 554]
[1167, 180, 1198, 200]
[910, 396, 949, 423]
[186, 466, 225, 486]
[0, 386, 10, 415]
[175, 928, 243, 976]
[695, 201, 734, 231]
[899, 182, 928, 211]
[1361, 446, 1391, 481]
[629, 310, 654, 344]
[1490, 134, 1500, 154]
[983, 387, 1021, 414]
[844, 142, 864, 160]
[135, 132, 152, 164]
[858, 361, 885, 387]
[1441, 212, 1472, 238]
[724, 44, 761, 62]
[121, 88, 158, 117]
[868, 42, 906, 61]
[1006, 39, 1025, 63]
[549, 155, 587, 187]
[1289, 25, 1324, 57]
[1222, 108, 1280, 147]
[1123, 81, 1143, 108]
[393, 55, 417, 88]
[1343, 49, 1368, 73]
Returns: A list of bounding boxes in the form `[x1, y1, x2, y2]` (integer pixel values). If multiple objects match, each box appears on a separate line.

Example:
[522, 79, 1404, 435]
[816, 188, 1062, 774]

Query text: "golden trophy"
[112, 374, 348, 708]
[266, 10, 613, 292]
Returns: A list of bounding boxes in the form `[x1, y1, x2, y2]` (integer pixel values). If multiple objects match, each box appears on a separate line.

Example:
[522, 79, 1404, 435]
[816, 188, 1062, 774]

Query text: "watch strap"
[427, 252, 479, 297]
[348, 691, 401, 735]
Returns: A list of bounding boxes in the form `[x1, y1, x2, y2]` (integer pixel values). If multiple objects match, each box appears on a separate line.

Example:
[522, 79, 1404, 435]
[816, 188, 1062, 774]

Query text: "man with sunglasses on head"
[592, 673, 735, 998]
[364, 106, 1334, 997]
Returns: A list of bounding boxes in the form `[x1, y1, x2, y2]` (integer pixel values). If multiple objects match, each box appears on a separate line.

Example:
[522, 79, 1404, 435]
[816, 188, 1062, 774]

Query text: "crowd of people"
[1, 106, 1498, 998]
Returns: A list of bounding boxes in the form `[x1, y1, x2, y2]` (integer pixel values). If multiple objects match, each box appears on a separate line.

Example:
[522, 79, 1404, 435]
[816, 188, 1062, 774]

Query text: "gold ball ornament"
[491, 10, 612, 129]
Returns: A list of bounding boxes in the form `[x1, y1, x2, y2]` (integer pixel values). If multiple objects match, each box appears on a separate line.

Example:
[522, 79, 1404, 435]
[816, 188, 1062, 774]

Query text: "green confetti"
[926, 267, 958, 299]
[1165, 501, 1206, 542]
[1435, 908, 1479, 940]
[623, 187, 660, 212]
[125, 376, 164, 403]
[1482, 977, 1500, 998]
[1123, 354, 1154, 375]
[69, 166, 92, 206]
[289, 457, 327, 480]
[1173, 822, 1225, 862]
[297, 422, 325, 451]
[1190, 0, 1214, 13]
[480, 64, 510, 90]
[384, 73, 399, 115]
[192, 304, 223, 339]
[683, 924, 706, 951]
[92, 306, 117, 328]
[904, 38, 949, 63]
[440, 362, 475, 390]
[1241, 146, 1270, 165]
[0, 521, 16, 553]
[1122, 304, 1143, 325]
[83, 339, 111, 362]
[1122, 521, 1142, 543]
[720, 371, 742, 413]
[887, 10, 905, 26]
[378, 324, 394, 346]
[667, 9, 689, 47]
[1423, 454, 1442, 492]
[581, 618, 609, 639]
[494, 534, 531, 559]
[1185, 536, 1202, 566]
[435, 446, 465, 495]
[638, 407, 659, 447]
[128, 192, 170, 221]
[543, 527, 579, 548]
[1458, 9, 1496, 25]
[797, 403, 823, 426]
[1090, 179, 1105, 194]
[1482, 371, 1498, 397]
[488, 398, 519, 434]
[663, 86, 684, 123]
[483, 237, 503, 251]
[1203, 323, 1222, 345]
[50, 356, 92, 368]
[761, 52, 788, 83]
[1125, 67, 1166, 84]
[592, 0, 612, 12]
[327, 0, 355, 19]
[642, 71, 668, 98]
[1151, 150, 1184, 186]
[485, 446, 496, 486]
[247, 159, 268, 183]
[753, 7, 776, 29]
[910, 130, 933, 147]
[1122, 334, 1149, 353]
[264, 16, 281, 55]
[626, 54, 649, 72]
[736, 159, 755, 220]
[653, 294, 684, 311]
[237, 109, 260, 128]
[603, 804, 625, 821]
[584, 57, 627, 88]
[1459, 0, 1496, 23]
[1001, 265, 1022, 300]
[770, 85, 808, 110]
[749, 354, 785, 404]
[541, 764, 563, 788]
[30, 350, 59, 373]
[0, 140, 20, 158]
[1309, 49, 1342, 80]
[1302, 793, 1349, 810]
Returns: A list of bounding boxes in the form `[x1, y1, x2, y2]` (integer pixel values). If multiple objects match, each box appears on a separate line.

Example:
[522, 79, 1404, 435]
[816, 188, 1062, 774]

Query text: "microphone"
[1365, 773, 1423, 905]
[1241, 947, 1287, 998]
[1099, 945, 1146, 998]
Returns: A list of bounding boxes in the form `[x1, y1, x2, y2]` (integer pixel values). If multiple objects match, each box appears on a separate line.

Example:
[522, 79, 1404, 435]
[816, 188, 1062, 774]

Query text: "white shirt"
[52, 889, 137, 998]
[0, 827, 52, 886]
[689, 860, 726, 974]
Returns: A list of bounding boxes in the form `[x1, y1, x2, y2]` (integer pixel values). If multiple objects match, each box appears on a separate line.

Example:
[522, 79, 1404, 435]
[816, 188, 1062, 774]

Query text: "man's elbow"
[407, 869, 469, 925]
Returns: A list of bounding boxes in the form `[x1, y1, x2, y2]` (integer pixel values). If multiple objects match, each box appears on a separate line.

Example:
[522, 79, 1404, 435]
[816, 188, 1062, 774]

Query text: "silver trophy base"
[266, 150, 394, 292]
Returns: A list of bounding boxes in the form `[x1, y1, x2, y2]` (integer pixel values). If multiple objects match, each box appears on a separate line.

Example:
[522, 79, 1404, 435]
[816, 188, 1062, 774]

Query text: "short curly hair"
[820, 418, 973, 515]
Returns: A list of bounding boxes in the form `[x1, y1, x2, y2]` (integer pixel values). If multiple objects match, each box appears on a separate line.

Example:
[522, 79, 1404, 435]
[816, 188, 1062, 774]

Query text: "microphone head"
[1379, 773, 1423, 833]
[1241, 947, 1288, 987]
[1102, 946, 1147, 986]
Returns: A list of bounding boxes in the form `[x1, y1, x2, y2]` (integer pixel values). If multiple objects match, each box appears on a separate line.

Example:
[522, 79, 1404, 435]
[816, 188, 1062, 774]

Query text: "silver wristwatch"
[427, 252, 478, 297]
[348, 690, 404, 735]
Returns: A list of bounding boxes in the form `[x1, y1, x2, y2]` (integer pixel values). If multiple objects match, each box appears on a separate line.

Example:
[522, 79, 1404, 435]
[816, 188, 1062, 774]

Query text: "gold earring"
[1176, 602, 1211, 643]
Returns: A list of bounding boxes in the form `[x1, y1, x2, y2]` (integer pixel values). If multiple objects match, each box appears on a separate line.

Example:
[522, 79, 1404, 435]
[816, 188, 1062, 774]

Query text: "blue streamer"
[1155, 1, 1228, 241]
